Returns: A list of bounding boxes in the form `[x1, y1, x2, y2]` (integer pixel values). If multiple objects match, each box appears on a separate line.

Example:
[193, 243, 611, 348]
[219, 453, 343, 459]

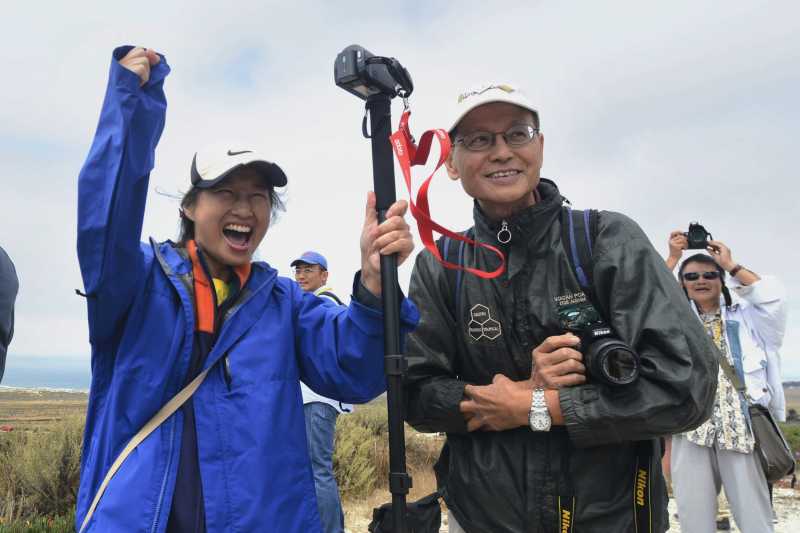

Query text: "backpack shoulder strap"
[560, 206, 599, 295]
[317, 290, 344, 306]
[435, 228, 473, 322]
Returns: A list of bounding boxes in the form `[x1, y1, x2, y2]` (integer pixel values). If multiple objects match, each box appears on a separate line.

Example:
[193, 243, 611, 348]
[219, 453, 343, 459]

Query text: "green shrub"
[0, 510, 75, 533]
[333, 403, 443, 501]
[0, 416, 82, 524]
[779, 422, 800, 458]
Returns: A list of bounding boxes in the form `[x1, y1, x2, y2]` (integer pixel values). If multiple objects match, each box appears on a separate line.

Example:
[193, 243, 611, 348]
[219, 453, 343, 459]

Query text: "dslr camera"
[558, 302, 640, 386]
[334, 45, 413, 100]
[684, 222, 713, 250]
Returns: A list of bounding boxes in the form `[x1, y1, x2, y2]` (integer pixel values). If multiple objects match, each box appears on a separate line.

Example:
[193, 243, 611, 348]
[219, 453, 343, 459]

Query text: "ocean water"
[1, 355, 90, 391]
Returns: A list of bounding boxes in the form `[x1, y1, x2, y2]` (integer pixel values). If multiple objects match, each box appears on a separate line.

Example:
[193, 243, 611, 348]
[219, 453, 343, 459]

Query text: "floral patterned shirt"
[683, 312, 754, 453]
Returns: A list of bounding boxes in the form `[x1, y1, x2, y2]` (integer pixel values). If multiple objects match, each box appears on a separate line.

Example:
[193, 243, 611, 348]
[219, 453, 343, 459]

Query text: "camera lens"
[587, 339, 640, 385]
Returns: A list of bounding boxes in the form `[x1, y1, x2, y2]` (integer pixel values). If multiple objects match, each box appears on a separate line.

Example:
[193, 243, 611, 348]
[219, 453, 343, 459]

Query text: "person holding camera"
[74, 46, 418, 533]
[402, 83, 718, 533]
[666, 231, 787, 532]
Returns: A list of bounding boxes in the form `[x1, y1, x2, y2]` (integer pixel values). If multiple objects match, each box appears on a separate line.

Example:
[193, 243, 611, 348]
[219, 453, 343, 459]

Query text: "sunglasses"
[682, 271, 720, 281]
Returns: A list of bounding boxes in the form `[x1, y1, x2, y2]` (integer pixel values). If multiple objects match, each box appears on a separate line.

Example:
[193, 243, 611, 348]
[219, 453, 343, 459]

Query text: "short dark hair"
[177, 183, 285, 247]
[678, 253, 732, 307]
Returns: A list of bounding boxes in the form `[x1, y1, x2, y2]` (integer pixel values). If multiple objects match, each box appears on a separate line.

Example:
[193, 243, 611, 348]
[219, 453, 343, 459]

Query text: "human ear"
[445, 152, 460, 181]
[182, 204, 197, 222]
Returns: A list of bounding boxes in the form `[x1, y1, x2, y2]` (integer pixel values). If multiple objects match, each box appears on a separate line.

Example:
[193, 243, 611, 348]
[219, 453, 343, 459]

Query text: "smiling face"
[681, 260, 723, 312]
[446, 102, 543, 221]
[293, 262, 328, 292]
[183, 166, 271, 279]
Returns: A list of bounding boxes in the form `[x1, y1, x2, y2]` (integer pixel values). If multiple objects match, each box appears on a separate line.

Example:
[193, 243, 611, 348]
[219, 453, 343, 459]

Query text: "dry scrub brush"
[0, 416, 82, 525]
[333, 402, 443, 501]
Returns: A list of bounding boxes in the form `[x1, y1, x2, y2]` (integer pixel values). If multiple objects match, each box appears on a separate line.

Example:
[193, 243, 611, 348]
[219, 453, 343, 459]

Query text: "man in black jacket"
[403, 83, 718, 533]
[0, 245, 18, 383]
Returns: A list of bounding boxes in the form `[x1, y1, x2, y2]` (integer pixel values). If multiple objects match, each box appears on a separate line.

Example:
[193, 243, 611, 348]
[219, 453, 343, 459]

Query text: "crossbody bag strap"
[717, 349, 747, 395]
[79, 366, 212, 533]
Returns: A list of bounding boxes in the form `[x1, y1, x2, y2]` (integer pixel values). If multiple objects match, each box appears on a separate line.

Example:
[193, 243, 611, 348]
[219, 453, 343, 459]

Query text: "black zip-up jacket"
[404, 180, 718, 533]
[0, 246, 17, 384]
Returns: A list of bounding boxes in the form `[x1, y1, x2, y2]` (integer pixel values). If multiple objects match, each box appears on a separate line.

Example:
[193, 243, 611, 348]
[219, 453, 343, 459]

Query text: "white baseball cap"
[449, 82, 539, 134]
[190, 144, 288, 189]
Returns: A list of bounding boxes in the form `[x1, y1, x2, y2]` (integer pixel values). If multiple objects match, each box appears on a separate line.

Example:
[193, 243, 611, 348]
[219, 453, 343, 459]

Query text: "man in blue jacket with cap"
[292, 250, 350, 533]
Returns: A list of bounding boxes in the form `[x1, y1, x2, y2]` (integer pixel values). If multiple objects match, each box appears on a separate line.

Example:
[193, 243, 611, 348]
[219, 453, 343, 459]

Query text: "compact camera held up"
[557, 302, 640, 386]
[684, 222, 713, 250]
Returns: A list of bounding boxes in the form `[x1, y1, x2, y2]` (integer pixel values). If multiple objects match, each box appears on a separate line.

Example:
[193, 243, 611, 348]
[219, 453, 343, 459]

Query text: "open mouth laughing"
[222, 223, 252, 251]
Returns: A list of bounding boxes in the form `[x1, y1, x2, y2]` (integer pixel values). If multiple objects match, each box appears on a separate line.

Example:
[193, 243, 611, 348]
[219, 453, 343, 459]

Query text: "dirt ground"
[666, 487, 800, 532]
[345, 486, 800, 532]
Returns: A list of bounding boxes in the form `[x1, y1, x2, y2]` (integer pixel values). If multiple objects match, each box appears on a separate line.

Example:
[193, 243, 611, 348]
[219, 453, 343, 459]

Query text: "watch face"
[530, 411, 551, 431]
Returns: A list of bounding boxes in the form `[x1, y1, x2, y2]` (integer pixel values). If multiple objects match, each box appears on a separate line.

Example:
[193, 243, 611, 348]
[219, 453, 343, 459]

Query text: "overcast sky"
[2, 1, 799, 378]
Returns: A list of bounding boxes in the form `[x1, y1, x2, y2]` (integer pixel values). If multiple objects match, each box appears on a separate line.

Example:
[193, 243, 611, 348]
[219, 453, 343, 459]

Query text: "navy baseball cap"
[290, 251, 328, 270]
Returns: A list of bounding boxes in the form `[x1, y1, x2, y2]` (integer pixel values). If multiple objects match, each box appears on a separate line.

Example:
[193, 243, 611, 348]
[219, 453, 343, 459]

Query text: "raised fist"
[119, 47, 161, 86]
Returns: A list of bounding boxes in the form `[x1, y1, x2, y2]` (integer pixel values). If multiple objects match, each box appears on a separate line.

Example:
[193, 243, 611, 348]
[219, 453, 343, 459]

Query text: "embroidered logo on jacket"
[468, 304, 502, 341]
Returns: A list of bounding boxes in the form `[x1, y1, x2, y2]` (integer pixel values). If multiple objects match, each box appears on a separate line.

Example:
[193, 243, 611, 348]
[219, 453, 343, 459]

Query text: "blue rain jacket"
[75, 46, 418, 533]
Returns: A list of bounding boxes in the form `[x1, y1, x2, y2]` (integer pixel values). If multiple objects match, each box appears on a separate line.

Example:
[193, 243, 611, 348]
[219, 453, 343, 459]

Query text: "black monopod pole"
[365, 92, 411, 532]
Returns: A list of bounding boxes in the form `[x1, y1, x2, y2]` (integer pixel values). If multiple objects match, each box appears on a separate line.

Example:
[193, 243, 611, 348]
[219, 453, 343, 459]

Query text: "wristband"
[729, 264, 744, 277]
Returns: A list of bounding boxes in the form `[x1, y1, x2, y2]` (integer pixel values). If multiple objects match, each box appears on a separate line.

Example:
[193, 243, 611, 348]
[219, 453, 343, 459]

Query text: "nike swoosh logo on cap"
[227, 150, 252, 156]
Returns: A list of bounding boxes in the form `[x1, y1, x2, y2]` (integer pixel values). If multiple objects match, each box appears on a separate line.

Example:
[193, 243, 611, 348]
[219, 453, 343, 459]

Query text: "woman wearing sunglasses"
[665, 232, 787, 532]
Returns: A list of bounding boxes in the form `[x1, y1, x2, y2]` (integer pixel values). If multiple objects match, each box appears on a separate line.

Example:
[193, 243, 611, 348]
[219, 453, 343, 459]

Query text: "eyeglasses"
[682, 271, 720, 281]
[455, 124, 539, 152]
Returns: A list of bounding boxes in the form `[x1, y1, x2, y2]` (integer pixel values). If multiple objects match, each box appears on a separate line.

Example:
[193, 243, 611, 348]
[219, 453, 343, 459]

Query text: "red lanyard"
[390, 109, 506, 279]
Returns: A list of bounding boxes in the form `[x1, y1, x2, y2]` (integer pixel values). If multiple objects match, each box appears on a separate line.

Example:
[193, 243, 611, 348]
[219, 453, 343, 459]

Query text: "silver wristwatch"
[528, 388, 551, 431]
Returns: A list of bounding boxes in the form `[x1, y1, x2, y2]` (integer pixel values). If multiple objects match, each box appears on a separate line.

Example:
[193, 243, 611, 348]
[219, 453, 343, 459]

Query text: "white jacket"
[717, 276, 788, 421]
[300, 286, 355, 414]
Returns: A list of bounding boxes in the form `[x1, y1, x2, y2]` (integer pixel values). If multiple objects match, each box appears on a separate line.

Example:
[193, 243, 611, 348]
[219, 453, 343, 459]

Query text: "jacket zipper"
[497, 220, 511, 243]
[150, 415, 177, 533]
[149, 241, 193, 533]
[221, 355, 232, 390]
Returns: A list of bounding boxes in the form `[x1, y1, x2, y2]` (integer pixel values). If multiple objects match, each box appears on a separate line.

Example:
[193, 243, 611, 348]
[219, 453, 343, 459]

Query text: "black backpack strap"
[317, 290, 343, 306]
[561, 206, 656, 531]
[560, 206, 598, 295]
[435, 229, 472, 324]
[556, 206, 600, 528]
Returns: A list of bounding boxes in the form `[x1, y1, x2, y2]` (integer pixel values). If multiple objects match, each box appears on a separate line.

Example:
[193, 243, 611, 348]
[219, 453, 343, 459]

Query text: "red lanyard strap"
[390, 110, 505, 279]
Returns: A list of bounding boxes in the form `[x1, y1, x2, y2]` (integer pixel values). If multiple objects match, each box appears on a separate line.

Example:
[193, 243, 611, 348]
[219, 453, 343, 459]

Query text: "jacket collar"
[151, 239, 275, 298]
[472, 178, 565, 279]
[473, 178, 564, 243]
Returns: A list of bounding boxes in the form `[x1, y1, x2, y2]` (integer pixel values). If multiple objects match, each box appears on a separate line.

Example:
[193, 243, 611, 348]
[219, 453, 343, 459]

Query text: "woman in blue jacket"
[75, 46, 418, 533]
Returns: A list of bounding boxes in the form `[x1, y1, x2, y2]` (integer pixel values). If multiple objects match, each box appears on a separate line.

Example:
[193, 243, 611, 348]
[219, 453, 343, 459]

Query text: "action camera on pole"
[335, 44, 413, 533]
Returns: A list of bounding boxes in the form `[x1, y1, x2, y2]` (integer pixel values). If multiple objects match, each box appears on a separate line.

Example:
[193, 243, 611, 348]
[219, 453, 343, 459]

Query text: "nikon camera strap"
[562, 206, 654, 532]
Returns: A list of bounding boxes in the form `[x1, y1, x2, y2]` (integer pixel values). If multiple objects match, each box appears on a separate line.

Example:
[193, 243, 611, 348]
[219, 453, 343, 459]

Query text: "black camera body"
[334, 45, 413, 100]
[558, 302, 640, 387]
[684, 222, 712, 250]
